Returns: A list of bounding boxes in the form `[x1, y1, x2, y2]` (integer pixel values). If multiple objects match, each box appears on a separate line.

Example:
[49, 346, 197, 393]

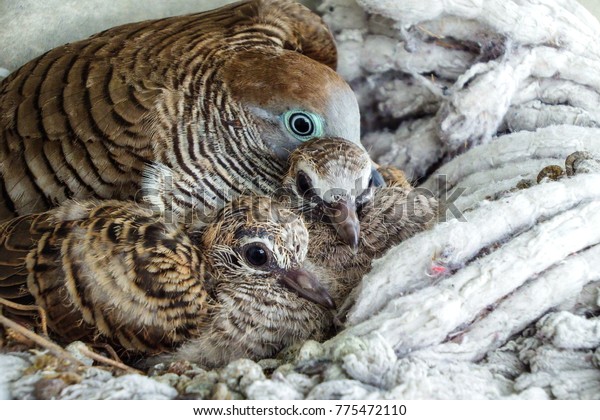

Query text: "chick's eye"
[284, 111, 323, 141]
[296, 171, 315, 197]
[244, 244, 269, 267]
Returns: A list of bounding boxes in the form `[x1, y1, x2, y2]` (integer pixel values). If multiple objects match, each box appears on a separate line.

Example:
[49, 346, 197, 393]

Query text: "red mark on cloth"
[430, 264, 448, 275]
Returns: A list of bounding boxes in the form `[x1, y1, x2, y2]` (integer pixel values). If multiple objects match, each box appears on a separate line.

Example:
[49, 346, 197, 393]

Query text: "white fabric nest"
[2, 0, 600, 399]
[325, 0, 600, 178]
[275, 0, 600, 399]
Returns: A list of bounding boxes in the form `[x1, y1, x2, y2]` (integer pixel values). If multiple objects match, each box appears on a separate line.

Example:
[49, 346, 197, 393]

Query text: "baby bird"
[0, 196, 334, 366]
[280, 139, 438, 304]
[280, 137, 375, 251]
[0, 0, 369, 222]
[307, 181, 437, 306]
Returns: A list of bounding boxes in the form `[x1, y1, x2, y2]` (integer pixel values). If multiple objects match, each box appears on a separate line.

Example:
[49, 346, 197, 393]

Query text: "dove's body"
[0, 200, 207, 353]
[0, 0, 361, 222]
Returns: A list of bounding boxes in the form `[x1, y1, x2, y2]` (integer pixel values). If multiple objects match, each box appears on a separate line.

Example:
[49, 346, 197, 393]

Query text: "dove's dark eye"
[244, 243, 269, 267]
[283, 110, 323, 141]
[290, 113, 313, 136]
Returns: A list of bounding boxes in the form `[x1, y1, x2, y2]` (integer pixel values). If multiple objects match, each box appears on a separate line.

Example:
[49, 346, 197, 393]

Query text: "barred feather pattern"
[0, 0, 357, 222]
[173, 277, 331, 367]
[0, 200, 207, 353]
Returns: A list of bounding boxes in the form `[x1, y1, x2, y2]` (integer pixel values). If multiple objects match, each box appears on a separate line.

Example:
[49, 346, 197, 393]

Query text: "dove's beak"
[280, 268, 336, 310]
[323, 200, 360, 253]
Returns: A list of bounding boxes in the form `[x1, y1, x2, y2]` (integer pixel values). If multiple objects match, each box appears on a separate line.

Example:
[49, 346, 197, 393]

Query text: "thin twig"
[92, 343, 124, 365]
[77, 345, 142, 375]
[416, 25, 444, 39]
[0, 313, 83, 367]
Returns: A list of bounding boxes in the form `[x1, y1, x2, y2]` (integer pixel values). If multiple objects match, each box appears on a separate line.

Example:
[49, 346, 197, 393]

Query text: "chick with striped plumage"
[279, 138, 437, 306]
[0, 196, 334, 367]
[0, 0, 373, 224]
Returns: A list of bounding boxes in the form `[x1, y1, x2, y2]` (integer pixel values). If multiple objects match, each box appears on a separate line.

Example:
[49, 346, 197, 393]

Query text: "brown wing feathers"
[0, 201, 209, 352]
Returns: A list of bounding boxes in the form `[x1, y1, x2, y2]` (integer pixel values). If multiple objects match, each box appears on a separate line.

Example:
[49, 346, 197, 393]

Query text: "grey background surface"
[1, 0, 597, 73]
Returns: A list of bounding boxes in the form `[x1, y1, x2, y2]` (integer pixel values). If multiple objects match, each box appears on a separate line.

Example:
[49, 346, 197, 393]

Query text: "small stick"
[92, 343, 124, 365]
[0, 313, 83, 367]
[0, 297, 49, 336]
[0, 313, 141, 374]
[77, 345, 142, 375]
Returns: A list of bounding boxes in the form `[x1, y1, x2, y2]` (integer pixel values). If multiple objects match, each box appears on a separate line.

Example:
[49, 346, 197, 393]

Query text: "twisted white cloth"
[276, 0, 600, 399]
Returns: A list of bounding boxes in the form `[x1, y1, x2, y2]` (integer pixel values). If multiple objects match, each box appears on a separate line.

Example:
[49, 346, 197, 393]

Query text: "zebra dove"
[0, 0, 369, 222]
[280, 136, 377, 251]
[0, 196, 334, 366]
[280, 139, 438, 304]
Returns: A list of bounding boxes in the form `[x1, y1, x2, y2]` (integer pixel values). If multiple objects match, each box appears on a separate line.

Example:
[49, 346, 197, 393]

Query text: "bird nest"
[2, 0, 600, 399]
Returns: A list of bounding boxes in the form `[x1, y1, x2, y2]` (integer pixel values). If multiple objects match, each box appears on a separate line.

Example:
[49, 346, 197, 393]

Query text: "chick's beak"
[280, 268, 336, 310]
[371, 166, 386, 188]
[323, 200, 360, 253]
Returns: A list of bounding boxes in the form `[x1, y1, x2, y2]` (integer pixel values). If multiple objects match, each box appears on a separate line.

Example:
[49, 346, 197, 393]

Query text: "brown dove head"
[223, 49, 361, 161]
[281, 137, 376, 253]
[217, 0, 362, 162]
